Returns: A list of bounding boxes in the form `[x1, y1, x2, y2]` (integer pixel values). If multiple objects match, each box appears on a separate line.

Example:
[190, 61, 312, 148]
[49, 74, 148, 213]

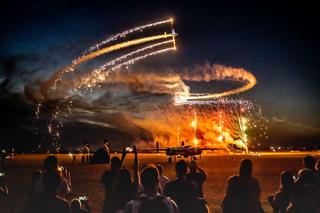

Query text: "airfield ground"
[1, 151, 319, 213]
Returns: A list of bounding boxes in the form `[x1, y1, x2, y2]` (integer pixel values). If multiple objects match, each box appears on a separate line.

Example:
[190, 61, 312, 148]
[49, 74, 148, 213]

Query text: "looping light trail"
[175, 68, 257, 105]
[36, 18, 259, 153]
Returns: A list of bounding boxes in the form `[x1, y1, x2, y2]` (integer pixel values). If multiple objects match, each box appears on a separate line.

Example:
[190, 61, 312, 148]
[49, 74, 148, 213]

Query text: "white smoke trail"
[175, 64, 257, 104]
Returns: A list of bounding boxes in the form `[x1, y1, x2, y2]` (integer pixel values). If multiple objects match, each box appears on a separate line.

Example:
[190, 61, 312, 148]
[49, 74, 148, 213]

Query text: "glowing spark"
[191, 120, 197, 128]
[83, 19, 173, 54]
[193, 138, 198, 146]
[48, 33, 177, 93]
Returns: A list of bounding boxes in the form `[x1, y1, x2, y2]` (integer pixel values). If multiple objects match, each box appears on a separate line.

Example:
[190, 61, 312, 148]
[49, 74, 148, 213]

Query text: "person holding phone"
[186, 160, 207, 198]
[24, 170, 70, 213]
[34, 156, 72, 199]
[113, 146, 139, 212]
[71, 197, 91, 213]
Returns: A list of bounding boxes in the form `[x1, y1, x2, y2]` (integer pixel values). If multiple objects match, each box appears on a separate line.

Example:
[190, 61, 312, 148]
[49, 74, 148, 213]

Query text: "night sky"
[1, 0, 320, 150]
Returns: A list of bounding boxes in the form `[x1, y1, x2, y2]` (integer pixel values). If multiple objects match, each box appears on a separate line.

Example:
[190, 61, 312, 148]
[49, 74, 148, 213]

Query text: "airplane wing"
[139, 148, 167, 153]
[199, 147, 227, 151]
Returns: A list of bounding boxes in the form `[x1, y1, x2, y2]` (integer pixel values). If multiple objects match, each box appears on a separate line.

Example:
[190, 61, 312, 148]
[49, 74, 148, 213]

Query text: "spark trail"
[83, 19, 173, 55]
[35, 18, 261, 153]
[46, 33, 177, 95]
[74, 39, 175, 90]
[74, 46, 176, 91]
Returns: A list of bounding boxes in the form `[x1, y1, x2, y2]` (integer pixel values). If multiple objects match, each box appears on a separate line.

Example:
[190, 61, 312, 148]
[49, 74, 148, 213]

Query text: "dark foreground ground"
[1, 151, 319, 213]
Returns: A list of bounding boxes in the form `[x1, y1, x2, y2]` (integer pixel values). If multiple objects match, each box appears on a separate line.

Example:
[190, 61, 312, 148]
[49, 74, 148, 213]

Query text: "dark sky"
[1, 0, 320, 149]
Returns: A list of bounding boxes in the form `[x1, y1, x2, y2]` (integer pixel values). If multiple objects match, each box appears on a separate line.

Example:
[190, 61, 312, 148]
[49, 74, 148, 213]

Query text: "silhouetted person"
[1, 151, 6, 166]
[72, 155, 77, 165]
[164, 160, 209, 213]
[0, 172, 8, 199]
[102, 139, 110, 163]
[186, 160, 207, 198]
[268, 171, 294, 213]
[34, 155, 59, 192]
[156, 141, 160, 153]
[303, 155, 316, 173]
[44, 155, 59, 170]
[114, 146, 139, 212]
[25, 170, 70, 213]
[101, 156, 122, 213]
[82, 141, 90, 163]
[315, 159, 320, 185]
[157, 164, 170, 193]
[71, 198, 91, 213]
[288, 168, 320, 213]
[26, 170, 42, 198]
[126, 164, 179, 213]
[35, 156, 72, 199]
[103, 139, 110, 151]
[222, 159, 263, 213]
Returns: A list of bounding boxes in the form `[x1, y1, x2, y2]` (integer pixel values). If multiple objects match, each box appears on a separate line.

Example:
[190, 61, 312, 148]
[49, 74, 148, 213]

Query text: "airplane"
[142, 142, 225, 161]
[164, 145, 204, 158]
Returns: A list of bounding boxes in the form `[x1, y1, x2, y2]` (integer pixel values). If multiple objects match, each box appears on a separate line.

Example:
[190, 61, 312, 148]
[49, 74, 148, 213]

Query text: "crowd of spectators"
[1, 146, 320, 213]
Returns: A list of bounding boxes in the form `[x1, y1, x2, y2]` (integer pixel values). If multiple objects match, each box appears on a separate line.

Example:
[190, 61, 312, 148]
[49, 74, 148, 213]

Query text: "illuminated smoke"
[175, 63, 257, 104]
[34, 18, 260, 152]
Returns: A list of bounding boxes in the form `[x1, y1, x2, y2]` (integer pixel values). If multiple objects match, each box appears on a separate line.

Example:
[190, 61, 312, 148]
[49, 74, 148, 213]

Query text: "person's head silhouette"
[176, 160, 187, 178]
[303, 155, 316, 171]
[239, 159, 252, 178]
[31, 170, 42, 184]
[157, 164, 164, 176]
[141, 164, 159, 191]
[280, 171, 294, 189]
[70, 198, 81, 213]
[42, 170, 61, 194]
[118, 168, 132, 188]
[110, 157, 121, 172]
[44, 155, 58, 171]
[189, 160, 198, 173]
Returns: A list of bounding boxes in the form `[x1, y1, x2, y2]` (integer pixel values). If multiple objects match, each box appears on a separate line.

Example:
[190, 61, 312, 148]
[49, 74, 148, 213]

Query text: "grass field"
[1, 152, 319, 213]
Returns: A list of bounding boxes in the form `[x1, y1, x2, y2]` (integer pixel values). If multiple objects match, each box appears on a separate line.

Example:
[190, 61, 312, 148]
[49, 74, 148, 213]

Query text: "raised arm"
[197, 165, 207, 180]
[132, 146, 139, 195]
[120, 147, 127, 168]
[0, 185, 8, 197]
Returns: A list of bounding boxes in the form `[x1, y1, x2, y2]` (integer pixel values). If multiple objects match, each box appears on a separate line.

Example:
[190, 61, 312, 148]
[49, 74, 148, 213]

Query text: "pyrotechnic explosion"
[35, 18, 263, 152]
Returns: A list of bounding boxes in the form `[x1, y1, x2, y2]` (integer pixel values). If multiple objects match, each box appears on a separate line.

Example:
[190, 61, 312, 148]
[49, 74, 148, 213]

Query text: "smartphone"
[125, 146, 134, 152]
[0, 172, 5, 177]
[79, 196, 88, 202]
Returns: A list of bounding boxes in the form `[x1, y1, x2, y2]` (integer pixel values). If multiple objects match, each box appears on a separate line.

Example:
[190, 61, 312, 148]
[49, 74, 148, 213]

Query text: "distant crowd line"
[1, 144, 320, 213]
